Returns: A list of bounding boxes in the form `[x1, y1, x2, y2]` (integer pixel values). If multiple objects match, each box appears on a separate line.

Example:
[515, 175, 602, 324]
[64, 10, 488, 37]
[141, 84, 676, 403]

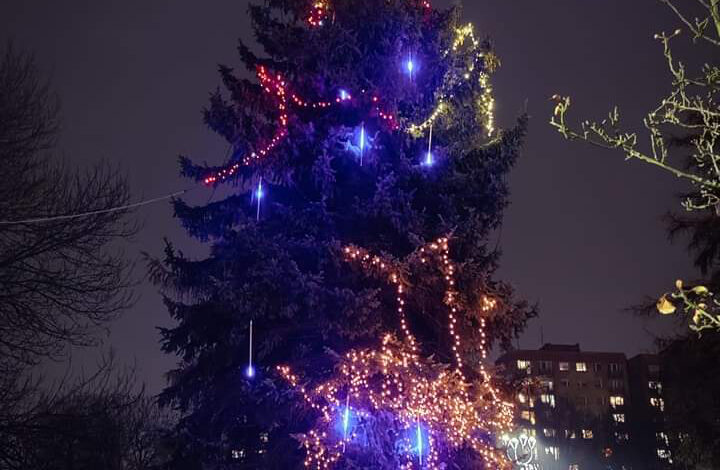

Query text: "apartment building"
[627, 354, 672, 469]
[497, 344, 655, 470]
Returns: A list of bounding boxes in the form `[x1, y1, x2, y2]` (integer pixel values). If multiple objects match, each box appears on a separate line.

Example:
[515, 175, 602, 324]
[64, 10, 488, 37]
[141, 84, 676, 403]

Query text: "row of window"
[517, 359, 624, 373]
[542, 428, 630, 445]
[519, 394, 625, 410]
[557, 378, 624, 390]
[518, 392, 557, 408]
[518, 428, 629, 444]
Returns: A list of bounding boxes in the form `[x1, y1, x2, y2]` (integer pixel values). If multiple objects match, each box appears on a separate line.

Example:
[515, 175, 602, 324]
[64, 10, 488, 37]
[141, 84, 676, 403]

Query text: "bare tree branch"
[0, 42, 137, 365]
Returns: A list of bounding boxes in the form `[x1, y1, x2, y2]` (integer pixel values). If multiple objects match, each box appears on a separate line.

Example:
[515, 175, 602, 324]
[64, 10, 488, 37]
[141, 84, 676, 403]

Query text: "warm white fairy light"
[278, 237, 515, 469]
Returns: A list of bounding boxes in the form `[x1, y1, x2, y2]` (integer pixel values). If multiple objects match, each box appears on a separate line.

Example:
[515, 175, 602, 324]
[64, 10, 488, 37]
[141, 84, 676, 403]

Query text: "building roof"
[540, 343, 581, 352]
[496, 343, 627, 365]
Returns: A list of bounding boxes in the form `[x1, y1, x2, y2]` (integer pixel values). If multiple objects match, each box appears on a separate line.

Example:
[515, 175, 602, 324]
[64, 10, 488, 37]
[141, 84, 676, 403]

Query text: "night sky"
[1, 1, 699, 393]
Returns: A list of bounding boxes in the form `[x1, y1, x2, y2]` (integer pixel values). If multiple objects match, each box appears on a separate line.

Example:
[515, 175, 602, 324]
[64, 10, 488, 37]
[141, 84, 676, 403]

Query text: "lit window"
[615, 432, 629, 442]
[543, 428, 556, 437]
[565, 429, 576, 439]
[542, 379, 554, 391]
[231, 449, 246, 460]
[582, 429, 594, 439]
[576, 362, 587, 372]
[520, 410, 536, 424]
[545, 446, 560, 460]
[657, 432, 669, 446]
[657, 449, 671, 459]
[650, 397, 665, 412]
[540, 393, 556, 408]
[517, 360, 531, 370]
[610, 396, 625, 407]
[613, 413, 626, 423]
[540, 360, 553, 372]
[569, 465, 579, 470]
[649, 381, 662, 391]
[518, 393, 535, 407]
[559, 362, 569, 371]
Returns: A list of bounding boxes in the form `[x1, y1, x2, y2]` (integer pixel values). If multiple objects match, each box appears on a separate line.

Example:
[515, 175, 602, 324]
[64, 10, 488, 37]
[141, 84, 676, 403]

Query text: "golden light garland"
[408, 24, 498, 139]
[278, 237, 514, 469]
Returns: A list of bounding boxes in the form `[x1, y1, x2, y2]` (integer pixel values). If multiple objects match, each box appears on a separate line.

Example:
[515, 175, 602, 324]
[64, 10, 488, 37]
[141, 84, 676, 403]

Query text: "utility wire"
[0, 189, 190, 225]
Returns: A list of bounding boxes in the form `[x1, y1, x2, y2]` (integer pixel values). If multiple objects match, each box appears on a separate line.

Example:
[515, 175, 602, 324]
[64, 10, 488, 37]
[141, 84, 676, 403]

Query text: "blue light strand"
[417, 420, 423, 466]
[255, 180, 264, 221]
[359, 124, 366, 166]
[246, 320, 255, 378]
[343, 395, 351, 441]
[423, 124, 434, 166]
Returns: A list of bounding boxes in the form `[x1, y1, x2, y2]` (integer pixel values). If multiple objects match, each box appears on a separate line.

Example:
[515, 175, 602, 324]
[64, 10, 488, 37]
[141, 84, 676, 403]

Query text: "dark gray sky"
[1, 1, 699, 393]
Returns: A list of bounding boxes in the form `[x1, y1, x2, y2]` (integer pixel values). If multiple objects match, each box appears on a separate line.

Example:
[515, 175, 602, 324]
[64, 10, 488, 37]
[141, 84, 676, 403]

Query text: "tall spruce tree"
[152, 1, 535, 468]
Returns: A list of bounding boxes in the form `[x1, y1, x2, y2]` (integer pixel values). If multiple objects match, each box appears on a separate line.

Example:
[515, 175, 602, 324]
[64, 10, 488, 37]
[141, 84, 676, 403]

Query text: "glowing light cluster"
[307, 0, 432, 28]
[278, 237, 515, 469]
[499, 433, 539, 470]
[307, 1, 329, 27]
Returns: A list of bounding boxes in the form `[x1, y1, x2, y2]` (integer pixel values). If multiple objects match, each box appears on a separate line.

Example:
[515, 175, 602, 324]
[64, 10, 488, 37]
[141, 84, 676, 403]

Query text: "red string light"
[203, 66, 290, 185]
[203, 70, 399, 185]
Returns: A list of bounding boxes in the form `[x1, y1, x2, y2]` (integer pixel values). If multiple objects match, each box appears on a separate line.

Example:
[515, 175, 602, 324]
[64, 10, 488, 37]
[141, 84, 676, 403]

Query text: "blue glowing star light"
[339, 89, 350, 101]
[245, 365, 255, 378]
[406, 59, 415, 74]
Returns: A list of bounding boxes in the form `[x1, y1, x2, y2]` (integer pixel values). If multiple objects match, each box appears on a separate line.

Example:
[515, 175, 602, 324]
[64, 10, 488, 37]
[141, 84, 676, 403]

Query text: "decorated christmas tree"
[152, 0, 535, 468]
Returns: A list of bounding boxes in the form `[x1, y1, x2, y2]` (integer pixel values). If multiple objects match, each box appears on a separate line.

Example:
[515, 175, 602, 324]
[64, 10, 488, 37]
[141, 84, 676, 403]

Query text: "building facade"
[627, 354, 673, 469]
[497, 344, 668, 469]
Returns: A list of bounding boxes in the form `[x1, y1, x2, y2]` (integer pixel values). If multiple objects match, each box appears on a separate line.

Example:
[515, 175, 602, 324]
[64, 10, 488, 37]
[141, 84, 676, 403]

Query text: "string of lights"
[201, 3, 497, 185]
[277, 237, 515, 469]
